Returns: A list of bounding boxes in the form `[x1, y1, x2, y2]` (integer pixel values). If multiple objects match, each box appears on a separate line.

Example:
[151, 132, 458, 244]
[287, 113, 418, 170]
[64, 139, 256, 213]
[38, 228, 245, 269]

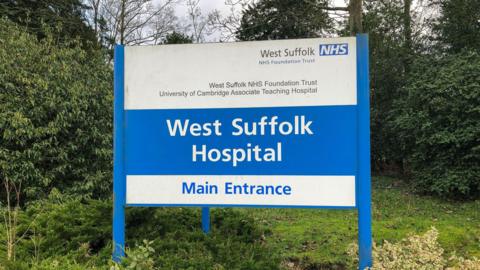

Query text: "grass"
[239, 176, 480, 268]
[0, 176, 478, 269]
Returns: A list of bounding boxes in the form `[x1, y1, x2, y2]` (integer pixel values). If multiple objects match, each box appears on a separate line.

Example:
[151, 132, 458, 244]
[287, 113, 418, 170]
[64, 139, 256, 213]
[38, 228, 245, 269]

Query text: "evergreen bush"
[392, 52, 480, 199]
[0, 18, 113, 201]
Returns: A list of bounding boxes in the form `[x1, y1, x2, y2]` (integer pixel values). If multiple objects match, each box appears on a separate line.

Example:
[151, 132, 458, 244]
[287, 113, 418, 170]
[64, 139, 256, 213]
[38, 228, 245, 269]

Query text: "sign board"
[113, 35, 372, 269]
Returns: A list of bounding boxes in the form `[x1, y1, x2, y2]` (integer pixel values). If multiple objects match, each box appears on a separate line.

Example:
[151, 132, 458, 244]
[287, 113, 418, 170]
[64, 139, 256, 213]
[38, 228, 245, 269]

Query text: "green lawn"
[239, 176, 480, 268]
[1, 176, 478, 269]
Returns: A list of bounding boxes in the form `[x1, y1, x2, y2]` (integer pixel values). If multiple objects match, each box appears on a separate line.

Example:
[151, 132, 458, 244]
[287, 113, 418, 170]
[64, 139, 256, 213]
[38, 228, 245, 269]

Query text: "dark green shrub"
[0, 18, 113, 201]
[20, 197, 112, 264]
[0, 196, 111, 269]
[7, 201, 280, 269]
[393, 52, 480, 199]
[123, 207, 281, 270]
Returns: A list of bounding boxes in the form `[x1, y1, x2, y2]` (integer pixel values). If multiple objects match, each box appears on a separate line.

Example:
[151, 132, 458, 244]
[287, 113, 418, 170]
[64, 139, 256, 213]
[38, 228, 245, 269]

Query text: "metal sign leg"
[202, 207, 210, 233]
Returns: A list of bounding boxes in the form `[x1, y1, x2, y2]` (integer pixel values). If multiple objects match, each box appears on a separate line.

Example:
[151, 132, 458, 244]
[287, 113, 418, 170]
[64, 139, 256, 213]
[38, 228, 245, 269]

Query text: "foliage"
[0, 0, 99, 49]
[20, 196, 112, 259]
[0, 196, 112, 269]
[162, 31, 193, 44]
[0, 257, 92, 270]
[116, 240, 156, 270]
[236, 0, 332, 41]
[124, 207, 281, 270]
[347, 227, 480, 270]
[0, 199, 280, 269]
[347, 228, 443, 269]
[363, 0, 410, 172]
[361, 0, 480, 199]
[392, 52, 480, 198]
[447, 255, 480, 270]
[0, 19, 113, 201]
[434, 0, 480, 53]
[0, 177, 476, 268]
[244, 177, 480, 268]
[371, 227, 445, 269]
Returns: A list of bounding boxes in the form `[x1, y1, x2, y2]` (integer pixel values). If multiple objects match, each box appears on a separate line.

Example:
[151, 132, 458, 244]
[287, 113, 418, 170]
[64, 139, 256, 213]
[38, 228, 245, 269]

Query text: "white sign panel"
[122, 37, 358, 207]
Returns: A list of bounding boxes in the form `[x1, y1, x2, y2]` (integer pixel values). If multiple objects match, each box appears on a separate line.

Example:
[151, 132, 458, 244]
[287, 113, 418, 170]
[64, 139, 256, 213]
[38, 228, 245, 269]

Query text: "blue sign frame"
[112, 34, 372, 269]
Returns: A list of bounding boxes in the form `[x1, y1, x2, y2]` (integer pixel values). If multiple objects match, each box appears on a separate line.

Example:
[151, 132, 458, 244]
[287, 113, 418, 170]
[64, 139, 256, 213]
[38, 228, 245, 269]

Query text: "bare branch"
[95, 0, 179, 50]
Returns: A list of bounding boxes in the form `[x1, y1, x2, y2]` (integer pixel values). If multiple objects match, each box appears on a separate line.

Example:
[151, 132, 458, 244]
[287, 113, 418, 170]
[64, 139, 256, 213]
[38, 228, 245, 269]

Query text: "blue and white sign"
[113, 35, 372, 268]
[123, 37, 357, 207]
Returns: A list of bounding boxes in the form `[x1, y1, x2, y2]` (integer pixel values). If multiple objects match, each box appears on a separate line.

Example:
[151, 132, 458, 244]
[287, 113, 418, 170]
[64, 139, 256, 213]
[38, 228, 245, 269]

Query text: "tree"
[349, 0, 363, 34]
[403, 0, 413, 70]
[208, 0, 253, 42]
[98, 0, 177, 50]
[364, 0, 408, 172]
[0, 19, 113, 204]
[0, 0, 99, 48]
[362, 0, 433, 172]
[163, 31, 193, 44]
[434, 0, 480, 53]
[183, 0, 211, 43]
[236, 0, 333, 41]
[392, 52, 480, 199]
[0, 18, 104, 261]
[85, 0, 102, 36]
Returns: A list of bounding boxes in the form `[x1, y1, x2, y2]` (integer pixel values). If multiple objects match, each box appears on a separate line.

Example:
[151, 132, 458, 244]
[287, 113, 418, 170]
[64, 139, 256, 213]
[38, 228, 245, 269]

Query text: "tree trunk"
[93, 0, 100, 35]
[403, 0, 412, 73]
[349, 0, 363, 35]
[120, 0, 126, 45]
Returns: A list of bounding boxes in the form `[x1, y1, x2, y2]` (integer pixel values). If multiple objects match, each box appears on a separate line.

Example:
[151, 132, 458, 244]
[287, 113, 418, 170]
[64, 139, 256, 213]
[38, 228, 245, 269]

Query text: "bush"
[22, 196, 112, 259]
[0, 18, 113, 201]
[447, 255, 480, 270]
[114, 240, 156, 270]
[369, 228, 445, 269]
[392, 52, 480, 199]
[347, 227, 480, 270]
[0, 195, 113, 268]
[0, 256, 105, 270]
[122, 208, 281, 270]
[1, 201, 280, 270]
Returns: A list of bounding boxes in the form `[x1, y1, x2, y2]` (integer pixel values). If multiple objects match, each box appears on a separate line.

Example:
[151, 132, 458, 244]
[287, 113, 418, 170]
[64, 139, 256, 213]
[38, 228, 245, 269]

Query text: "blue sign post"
[356, 34, 373, 269]
[113, 44, 125, 262]
[112, 35, 372, 269]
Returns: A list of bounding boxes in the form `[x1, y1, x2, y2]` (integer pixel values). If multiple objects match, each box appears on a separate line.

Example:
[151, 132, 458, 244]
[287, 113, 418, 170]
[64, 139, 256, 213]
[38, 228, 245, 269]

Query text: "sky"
[174, 0, 349, 16]
[171, 0, 350, 41]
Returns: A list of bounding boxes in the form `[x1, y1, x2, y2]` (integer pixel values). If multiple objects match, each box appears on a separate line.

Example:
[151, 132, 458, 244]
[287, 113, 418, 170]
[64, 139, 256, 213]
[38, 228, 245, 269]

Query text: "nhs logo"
[319, 43, 348, 56]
